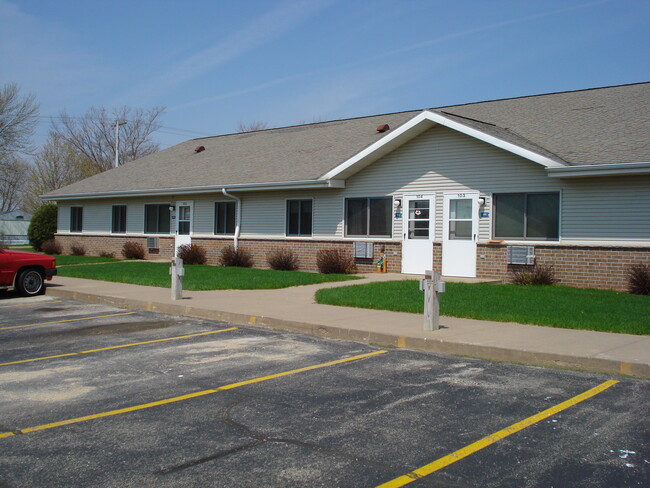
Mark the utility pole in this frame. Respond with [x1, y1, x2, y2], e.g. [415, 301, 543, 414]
[114, 120, 127, 168]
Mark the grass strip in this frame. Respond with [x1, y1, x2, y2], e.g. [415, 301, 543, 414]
[315, 280, 650, 335]
[54, 255, 121, 266]
[58, 261, 360, 290]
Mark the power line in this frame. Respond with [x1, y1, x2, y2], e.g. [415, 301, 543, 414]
[28, 114, 214, 137]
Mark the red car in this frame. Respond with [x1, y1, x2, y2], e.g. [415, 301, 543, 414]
[0, 248, 57, 296]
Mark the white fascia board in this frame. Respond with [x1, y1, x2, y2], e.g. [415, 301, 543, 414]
[320, 110, 566, 181]
[42, 179, 346, 201]
[546, 162, 650, 178]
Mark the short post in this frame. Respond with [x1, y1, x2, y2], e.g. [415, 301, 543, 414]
[170, 257, 184, 300]
[420, 270, 445, 331]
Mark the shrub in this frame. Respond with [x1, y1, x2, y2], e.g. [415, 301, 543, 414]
[219, 245, 253, 267]
[267, 248, 299, 271]
[99, 251, 115, 258]
[177, 243, 207, 265]
[70, 243, 86, 256]
[122, 241, 145, 260]
[628, 264, 650, 296]
[316, 249, 357, 274]
[41, 239, 63, 255]
[510, 264, 558, 286]
[28, 203, 58, 251]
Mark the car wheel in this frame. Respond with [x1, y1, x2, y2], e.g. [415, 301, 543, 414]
[16, 269, 45, 296]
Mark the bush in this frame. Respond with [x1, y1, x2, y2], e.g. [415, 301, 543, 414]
[267, 248, 299, 271]
[41, 239, 63, 255]
[628, 264, 650, 296]
[510, 264, 558, 286]
[70, 243, 86, 256]
[177, 243, 207, 265]
[28, 203, 58, 251]
[219, 245, 253, 267]
[99, 251, 115, 258]
[122, 241, 145, 260]
[316, 249, 357, 274]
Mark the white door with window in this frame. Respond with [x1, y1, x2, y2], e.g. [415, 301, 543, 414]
[442, 192, 479, 277]
[402, 194, 435, 274]
[175, 201, 193, 256]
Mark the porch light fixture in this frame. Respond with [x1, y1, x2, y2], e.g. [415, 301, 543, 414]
[393, 199, 402, 207]
[478, 197, 486, 205]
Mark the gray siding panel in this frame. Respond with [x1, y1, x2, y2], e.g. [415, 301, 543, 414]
[54, 125, 650, 245]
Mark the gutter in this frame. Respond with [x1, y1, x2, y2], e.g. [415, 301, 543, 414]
[546, 162, 650, 178]
[221, 188, 241, 252]
[42, 179, 346, 201]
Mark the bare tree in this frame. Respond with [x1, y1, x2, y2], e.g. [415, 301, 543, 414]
[236, 120, 269, 133]
[0, 83, 39, 157]
[23, 133, 97, 212]
[52, 105, 165, 173]
[0, 156, 30, 211]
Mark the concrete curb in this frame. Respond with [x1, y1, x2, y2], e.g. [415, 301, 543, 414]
[49, 288, 650, 379]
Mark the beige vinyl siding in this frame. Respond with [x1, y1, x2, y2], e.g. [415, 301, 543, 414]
[339, 125, 562, 241]
[561, 175, 650, 241]
[52, 125, 649, 245]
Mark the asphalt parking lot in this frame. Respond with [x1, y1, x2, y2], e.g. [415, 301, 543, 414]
[0, 294, 648, 487]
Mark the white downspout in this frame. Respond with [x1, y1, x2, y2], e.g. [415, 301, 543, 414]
[222, 188, 241, 251]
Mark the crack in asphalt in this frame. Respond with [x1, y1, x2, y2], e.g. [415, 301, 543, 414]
[150, 392, 403, 479]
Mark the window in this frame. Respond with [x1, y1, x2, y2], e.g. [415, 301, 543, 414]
[112, 205, 127, 233]
[144, 204, 171, 234]
[286, 199, 312, 236]
[70, 207, 83, 233]
[214, 201, 236, 235]
[345, 197, 392, 237]
[494, 192, 559, 240]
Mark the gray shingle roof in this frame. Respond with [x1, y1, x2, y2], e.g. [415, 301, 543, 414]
[46, 82, 649, 198]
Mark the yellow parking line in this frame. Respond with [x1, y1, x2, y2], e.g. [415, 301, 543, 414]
[0, 349, 388, 439]
[375, 379, 619, 488]
[0, 328, 238, 366]
[0, 300, 63, 309]
[0, 312, 136, 331]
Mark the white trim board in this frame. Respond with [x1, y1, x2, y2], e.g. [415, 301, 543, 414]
[320, 110, 567, 181]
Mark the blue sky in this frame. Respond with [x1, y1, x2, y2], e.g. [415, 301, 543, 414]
[1, 0, 648, 150]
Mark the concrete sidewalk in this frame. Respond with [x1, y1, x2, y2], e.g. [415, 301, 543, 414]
[47, 274, 650, 379]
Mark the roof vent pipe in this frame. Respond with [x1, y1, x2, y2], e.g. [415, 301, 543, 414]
[376, 124, 390, 133]
[195, 145, 205, 153]
[222, 188, 241, 251]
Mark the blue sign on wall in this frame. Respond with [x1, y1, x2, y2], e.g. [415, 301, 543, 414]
[480, 211, 489, 218]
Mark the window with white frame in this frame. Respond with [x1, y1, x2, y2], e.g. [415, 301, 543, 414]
[286, 199, 312, 236]
[214, 201, 236, 235]
[112, 205, 127, 234]
[70, 206, 83, 233]
[144, 204, 171, 234]
[493, 192, 559, 240]
[345, 197, 392, 237]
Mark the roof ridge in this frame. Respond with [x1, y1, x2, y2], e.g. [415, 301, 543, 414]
[434, 81, 650, 110]
[190, 108, 422, 141]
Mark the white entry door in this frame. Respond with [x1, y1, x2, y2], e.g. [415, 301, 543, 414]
[402, 194, 435, 274]
[174, 200, 193, 256]
[442, 192, 478, 277]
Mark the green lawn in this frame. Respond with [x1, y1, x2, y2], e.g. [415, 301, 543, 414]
[54, 255, 121, 266]
[58, 262, 360, 290]
[315, 281, 650, 335]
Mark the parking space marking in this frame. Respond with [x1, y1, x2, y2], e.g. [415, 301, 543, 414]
[375, 379, 619, 488]
[0, 328, 238, 366]
[0, 300, 63, 309]
[0, 349, 388, 439]
[0, 312, 136, 331]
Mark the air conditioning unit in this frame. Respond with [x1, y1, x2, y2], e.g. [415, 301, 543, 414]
[146, 237, 159, 249]
[353, 242, 374, 259]
[507, 246, 535, 265]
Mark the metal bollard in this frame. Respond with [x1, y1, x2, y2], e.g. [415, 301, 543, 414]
[170, 257, 184, 300]
[420, 270, 445, 331]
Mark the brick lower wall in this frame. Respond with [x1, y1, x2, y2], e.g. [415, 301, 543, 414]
[476, 244, 650, 291]
[55, 234, 649, 291]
